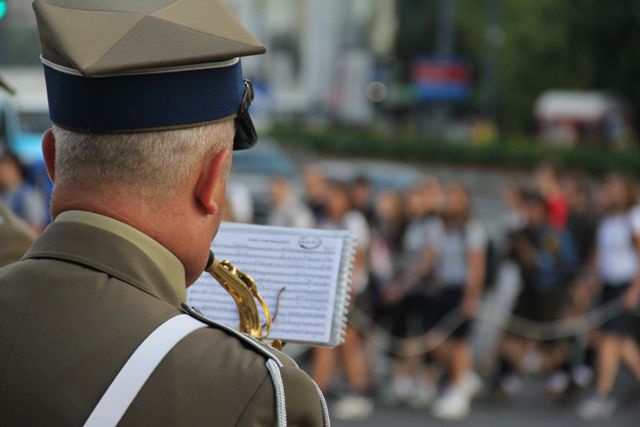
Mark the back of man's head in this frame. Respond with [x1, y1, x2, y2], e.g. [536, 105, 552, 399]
[52, 121, 234, 202]
[35, 0, 264, 283]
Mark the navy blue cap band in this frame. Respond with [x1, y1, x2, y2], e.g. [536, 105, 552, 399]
[43, 61, 245, 133]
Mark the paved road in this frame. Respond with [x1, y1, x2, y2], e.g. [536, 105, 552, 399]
[331, 380, 638, 427]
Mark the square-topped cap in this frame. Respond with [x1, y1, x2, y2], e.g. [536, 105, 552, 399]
[33, 0, 266, 146]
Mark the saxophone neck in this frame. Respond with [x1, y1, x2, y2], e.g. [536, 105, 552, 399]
[205, 252, 273, 340]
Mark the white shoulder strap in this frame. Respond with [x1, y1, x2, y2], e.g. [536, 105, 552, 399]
[83, 315, 208, 427]
[185, 306, 287, 426]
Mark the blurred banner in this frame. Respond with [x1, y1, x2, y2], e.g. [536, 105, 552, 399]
[412, 56, 471, 102]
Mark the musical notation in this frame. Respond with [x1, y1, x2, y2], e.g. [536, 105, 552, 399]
[188, 223, 351, 345]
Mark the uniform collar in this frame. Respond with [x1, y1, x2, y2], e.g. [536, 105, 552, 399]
[56, 210, 186, 303]
[24, 210, 186, 306]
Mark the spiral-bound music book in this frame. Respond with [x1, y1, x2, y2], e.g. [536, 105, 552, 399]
[188, 222, 356, 347]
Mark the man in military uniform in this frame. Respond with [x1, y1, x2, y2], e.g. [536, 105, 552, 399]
[0, 1, 328, 426]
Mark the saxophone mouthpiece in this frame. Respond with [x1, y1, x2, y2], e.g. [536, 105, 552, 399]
[206, 251, 215, 270]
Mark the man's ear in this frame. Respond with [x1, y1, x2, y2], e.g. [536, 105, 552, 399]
[42, 128, 56, 182]
[195, 148, 232, 215]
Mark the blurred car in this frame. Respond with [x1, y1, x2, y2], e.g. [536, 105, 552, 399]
[230, 139, 299, 224]
[315, 158, 426, 193]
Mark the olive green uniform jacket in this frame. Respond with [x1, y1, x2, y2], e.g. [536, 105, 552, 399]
[0, 211, 327, 426]
[0, 202, 35, 268]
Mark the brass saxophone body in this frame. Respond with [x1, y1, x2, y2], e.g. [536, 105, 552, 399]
[205, 252, 273, 341]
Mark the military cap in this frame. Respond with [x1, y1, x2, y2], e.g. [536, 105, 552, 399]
[33, 0, 266, 149]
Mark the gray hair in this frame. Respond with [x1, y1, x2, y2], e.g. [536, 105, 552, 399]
[52, 121, 235, 200]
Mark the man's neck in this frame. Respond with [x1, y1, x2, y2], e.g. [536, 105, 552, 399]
[51, 189, 216, 285]
[53, 192, 183, 274]
[54, 198, 158, 238]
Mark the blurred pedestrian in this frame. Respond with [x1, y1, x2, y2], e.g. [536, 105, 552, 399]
[428, 183, 487, 421]
[221, 198, 236, 222]
[0, 202, 35, 268]
[351, 175, 375, 225]
[535, 163, 569, 230]
[370, 189, 405, 281]
[369, 189, 405, 322]
[579, 175, 640, 419]
[564, 174, 596, 265]
[501, 191, 578, 396]
[312, 181, 373, 421]
[383, 183, 442, 408]
[267, 176, 314, 228]
[366, 189, 405, 394]
[509, 191, 578, 326]
[303, 164, 329, 223]
[0, 150, 46, 231]
[419, 176, 445, 215]
[561, 174, 599, 391]
[501, 183, 526, 234]
[226, 181, 254, 223]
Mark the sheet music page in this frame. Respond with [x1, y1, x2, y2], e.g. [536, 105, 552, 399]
[188, 223, 345, 345]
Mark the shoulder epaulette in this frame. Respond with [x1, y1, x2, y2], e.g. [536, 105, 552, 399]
[181, 303, 283, 367]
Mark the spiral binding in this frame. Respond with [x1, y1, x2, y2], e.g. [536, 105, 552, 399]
[330, 231, 357, 347]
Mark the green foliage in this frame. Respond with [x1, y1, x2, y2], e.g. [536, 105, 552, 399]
[269, 125, 640, 176]
[396, 0, 640, 135]
[494, 0, 588, 132]
[570, 0, 640, 119]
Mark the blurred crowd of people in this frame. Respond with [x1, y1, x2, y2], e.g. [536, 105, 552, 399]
[0, 149, 47, 233]
[499, 166, 640, 421]
[0, 149, 42, 268]
[220, 162, 640, 422]
[3, 147, 640, 422]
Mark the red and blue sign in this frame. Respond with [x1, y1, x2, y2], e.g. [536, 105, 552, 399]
[412, 57, 471, 102]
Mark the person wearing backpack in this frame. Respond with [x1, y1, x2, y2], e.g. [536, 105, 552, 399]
[499, 191, 578, 398]
[382, 181, 444, 408]
[427, 183, 487, 421]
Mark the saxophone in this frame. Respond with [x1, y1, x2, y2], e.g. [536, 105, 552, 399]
[205, 252, 281, 345]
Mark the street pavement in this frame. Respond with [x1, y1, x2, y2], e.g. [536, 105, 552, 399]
[332, 379, 638, 427]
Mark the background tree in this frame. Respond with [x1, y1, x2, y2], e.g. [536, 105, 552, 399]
[395, 0, 640, 137]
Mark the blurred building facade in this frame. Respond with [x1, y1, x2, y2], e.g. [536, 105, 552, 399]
[1, 0, 398, 125]
[231, 0, 397, 124]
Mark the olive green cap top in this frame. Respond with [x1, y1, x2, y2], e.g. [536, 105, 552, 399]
[33, 0, 266, 77]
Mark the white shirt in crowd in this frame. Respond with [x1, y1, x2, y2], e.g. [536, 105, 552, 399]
[402, 216, 441, 267]
[597, 205, 640, 285]
[430, 217, 488, 288]
[267, 195, 315, 229]
[226, 181, 254, 223]
[320, 211, 370, 294]
[400, 216, 442, 294]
